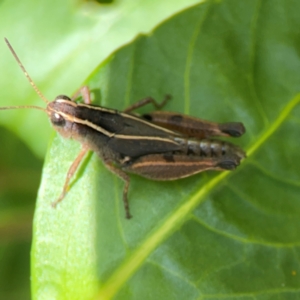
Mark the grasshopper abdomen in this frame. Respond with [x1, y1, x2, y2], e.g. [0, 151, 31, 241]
[174, 137, 245, 159]
[123, 135, 245, 181]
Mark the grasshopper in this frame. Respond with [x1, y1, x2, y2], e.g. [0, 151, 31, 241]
[1, 39, 246, 219]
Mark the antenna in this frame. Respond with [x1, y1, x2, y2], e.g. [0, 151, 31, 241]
[0, 105, 47, 113]
[4, 38, 49, 105]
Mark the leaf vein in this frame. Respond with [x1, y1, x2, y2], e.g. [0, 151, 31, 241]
[184, 3, 210, 114]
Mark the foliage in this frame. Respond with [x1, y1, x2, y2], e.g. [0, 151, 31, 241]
[1, 0, 300, 299]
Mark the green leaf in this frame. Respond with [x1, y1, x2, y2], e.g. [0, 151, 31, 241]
[32, 1, 300, 299]
[0, 0, 203, 157]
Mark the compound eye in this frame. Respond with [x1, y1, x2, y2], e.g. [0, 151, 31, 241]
[55, 95, 71, 101]
[51, 112, 66, 127]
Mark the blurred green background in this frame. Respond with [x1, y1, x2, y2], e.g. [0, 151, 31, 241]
[0, 127, 41, 299]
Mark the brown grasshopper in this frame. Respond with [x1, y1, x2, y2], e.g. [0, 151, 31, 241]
[1, 39, 246, 219]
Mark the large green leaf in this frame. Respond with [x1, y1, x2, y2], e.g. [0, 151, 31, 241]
[32, 1, 300, 299]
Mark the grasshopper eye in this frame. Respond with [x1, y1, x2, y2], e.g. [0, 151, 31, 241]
[51, 112, 66, 127]
[55, 95, 71, 101]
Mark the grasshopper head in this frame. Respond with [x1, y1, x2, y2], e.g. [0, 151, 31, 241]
[47, 95, 77, 139]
